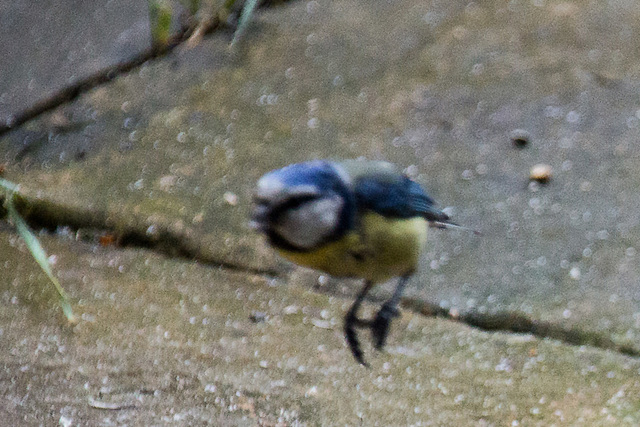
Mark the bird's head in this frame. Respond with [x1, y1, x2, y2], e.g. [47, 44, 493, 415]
[251, 161, 353, 251]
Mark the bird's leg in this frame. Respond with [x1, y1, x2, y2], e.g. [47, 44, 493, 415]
[344, 280, 374, 366]
[371, 275, 409, 350]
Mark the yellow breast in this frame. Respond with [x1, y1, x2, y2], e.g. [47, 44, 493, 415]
[276, 212, 428, 283]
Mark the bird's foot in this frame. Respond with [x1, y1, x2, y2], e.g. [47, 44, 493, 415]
[371, 302, 400, 350]
[345, 302, 401, 365]
[344, 307, 372, 367]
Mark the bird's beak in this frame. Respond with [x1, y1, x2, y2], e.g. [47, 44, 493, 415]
[249, 204, 270, 232]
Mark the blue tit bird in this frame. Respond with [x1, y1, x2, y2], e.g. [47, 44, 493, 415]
[251, 159, 475, 366]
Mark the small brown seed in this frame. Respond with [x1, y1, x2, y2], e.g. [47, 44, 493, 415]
[510, 129, 530, 148]
[530, 164, 552, 183]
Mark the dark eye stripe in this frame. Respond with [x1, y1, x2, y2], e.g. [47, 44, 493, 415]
[270, 194, 319, 221]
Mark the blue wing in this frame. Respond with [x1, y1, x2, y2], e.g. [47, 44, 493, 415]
[354, 174, 449, 222]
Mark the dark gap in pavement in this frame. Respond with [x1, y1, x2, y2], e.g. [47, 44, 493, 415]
[3, 193, 638, 359]
[0, 194, 280, 278]
[0, 0, 291, 137]
[401, 297, 640, 358]
[0, 21, 201, 137]
[116, 227, 279, 277]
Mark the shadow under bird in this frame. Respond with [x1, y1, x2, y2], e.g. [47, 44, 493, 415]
[251, 159, 477, 366]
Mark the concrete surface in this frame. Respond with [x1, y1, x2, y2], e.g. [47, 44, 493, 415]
[2, 0, 640, 424]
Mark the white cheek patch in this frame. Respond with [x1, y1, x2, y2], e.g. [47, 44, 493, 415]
[255, 175, 284, 200]
[274, 196, 343, 249]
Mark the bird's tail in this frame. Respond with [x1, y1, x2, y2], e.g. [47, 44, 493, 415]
[424, 208, 481, 235]
[429, 220, 481, 235]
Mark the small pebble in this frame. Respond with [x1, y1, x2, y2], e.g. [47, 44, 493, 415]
[311, 318, 332, 329]
[510, 129, 530, 148]
[249, 311, 267, 323]
[223, 191, 238, 206]
[283, 305, 299, 314]
[529, 164, 552, 183]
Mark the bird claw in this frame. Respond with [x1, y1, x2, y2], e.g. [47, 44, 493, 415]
[371, 302, 400, 350]
[344, 309, 371, 367]
[343, 278, 406, 366]
[344, 302, 401, 365]
[345, 318, 369, 367]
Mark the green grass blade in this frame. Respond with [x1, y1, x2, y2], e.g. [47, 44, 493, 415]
[0, 177, 20, 193]
[148, 0, 173, 48]
[231, 0, 259, 47]
[4, 190, 76, 323]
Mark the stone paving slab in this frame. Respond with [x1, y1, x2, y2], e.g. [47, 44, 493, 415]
[2, 230, 640, 425]
[3, 0, 640, 350]
[2, 0, 640, 424]
[0, 0, 149, 118]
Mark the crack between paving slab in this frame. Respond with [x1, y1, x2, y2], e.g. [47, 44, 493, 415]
[3, 194, 638, 359]
[0, 194, 280, 278]
[0, 9, 223, 136]
[0, 22, 200, 136]
[115, 226, 280, 278]
[310, 285, 640, 359]
[1, 1, 291, 137]
[400, 297, 640, 358]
